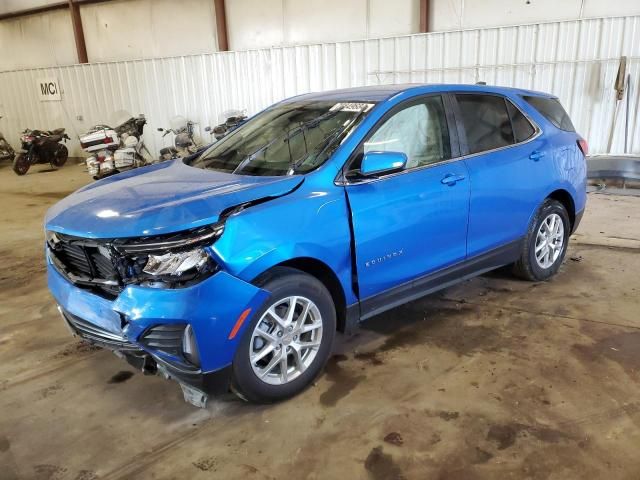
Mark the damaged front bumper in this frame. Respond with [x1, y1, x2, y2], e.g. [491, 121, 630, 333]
[48, 259, 269, 407]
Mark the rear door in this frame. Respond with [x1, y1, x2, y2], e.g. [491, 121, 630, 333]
[452, 93, 548, 257]
[343, 94, 470, 301]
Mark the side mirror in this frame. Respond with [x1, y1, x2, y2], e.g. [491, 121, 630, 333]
[204, 126, 211, 132]
[360, 151, 407, 177]
[157, 127, 164, 132]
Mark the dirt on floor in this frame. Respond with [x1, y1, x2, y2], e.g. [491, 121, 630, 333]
[0, 162, 639, 480]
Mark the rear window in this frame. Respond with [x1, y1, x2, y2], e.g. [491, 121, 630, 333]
[523, 96, 575, 132]
[455, 94, 514, 154]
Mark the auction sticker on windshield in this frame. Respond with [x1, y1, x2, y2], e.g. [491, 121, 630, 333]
[330, 102, 374, 112]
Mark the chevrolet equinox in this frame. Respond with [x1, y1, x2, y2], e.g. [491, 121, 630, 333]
[45, 84, 587, 406]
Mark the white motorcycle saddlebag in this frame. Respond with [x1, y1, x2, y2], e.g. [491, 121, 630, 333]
[86, 156, 99, 176]
[86, 154, 115, 176]
[114, 148, 136, 168]
[80, 128, 119, 152]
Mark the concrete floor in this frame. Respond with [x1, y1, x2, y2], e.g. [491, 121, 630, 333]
[1, 162, 639, 480]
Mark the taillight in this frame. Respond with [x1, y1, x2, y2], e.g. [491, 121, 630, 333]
[103, 137, 113, 144]
[577, 138, 588, 156]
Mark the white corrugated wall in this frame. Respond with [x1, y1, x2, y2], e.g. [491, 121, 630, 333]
[0, 15, 638, 157]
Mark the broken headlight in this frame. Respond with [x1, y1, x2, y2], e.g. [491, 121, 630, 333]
[114, 224, 223, 287]
[143, 248, 209, 277]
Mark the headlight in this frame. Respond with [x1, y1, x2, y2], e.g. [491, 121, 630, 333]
[114, 224, 224, 287]
[143, 248, 209, 277]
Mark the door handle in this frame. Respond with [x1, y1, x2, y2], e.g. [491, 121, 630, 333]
[441, 173, 465, 186]
[529, 150, 546, 161]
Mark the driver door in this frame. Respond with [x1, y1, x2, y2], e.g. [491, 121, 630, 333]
[343, 94, 470, 312]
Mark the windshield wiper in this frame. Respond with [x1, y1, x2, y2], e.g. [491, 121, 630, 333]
[290, 107, 370, 173]
[232, 108, 360, 176]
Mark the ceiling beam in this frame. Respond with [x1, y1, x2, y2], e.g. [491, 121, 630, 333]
[213, 0, 229, 51]
[68, 0, 88, 63]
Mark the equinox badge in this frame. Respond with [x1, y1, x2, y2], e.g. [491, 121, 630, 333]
[365, 249, 404, 267]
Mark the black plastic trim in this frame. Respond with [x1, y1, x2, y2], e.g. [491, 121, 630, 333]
[572, 208, 584, 234]
[156, 356, 232, 396]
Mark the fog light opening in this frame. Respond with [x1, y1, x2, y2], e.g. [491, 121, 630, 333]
[182, 324, 201, 368]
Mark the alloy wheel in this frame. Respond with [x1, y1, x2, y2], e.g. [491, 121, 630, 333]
[535, 213, 565, 269]
[249, 296, 323, 386]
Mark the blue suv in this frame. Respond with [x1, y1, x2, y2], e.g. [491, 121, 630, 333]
[46, 84, 587, 405]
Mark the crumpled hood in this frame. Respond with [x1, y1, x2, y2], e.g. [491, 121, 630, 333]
[45, 160, 303, 238]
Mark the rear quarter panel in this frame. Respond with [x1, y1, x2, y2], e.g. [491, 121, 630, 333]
[511, 94, 587, 221]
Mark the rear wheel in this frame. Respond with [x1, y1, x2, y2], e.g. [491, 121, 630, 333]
[50, 144, 68, 168]
[512, 199, 570, 281]
[231, 267, 336, 403]
[12, 153, 30, 175]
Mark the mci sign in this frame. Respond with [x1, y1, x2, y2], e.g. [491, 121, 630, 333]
[37, 78, 61, 101]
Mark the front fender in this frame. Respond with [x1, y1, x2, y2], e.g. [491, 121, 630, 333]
[211, 182, 357, 305]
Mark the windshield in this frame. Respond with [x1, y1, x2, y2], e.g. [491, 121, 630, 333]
[186, 100, 374, 176]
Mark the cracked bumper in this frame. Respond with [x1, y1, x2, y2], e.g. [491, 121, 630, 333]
[47, 260, 269, 395]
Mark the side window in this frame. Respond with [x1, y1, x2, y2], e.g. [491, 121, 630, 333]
[455, 94, 514, 154]
[363, 95, 451, 170]
[506, 101, 536, 142]
[523, 95, 575, 132]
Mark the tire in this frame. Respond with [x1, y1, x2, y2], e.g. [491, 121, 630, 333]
[231, 267, 336, 403]
[50, 144, 68, 168]
[12, 153, 30, 175]
[512, 199, 570, 281]
[0, 140, 14, 161]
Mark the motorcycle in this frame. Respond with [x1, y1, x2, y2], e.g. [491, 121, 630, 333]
[80, 111, 150, 179]
[12, 128, 70, 175]
[204, 110, 248, 141]
[0, 116, 16, 162]
[157, 116, 201, 161]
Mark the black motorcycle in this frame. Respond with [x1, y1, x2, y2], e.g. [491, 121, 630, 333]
[13, 128, 70, 175]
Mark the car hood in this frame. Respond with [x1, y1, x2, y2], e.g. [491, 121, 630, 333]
[45, 160, 303, 238]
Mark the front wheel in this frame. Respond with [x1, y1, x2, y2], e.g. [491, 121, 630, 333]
[50, 144, 68, 168]
[12, 153, 30, 175]
[512, 199, 570, 281]
[231, 267, 336, 403]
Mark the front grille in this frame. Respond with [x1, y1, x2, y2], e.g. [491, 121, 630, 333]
[56, 243, 93, 277]
[48, 232, 122, 298]
[59, 307, 140, 351]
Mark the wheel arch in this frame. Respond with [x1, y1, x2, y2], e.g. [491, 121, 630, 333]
[250, 257, 349, 333]
[546, 188, 576, 231]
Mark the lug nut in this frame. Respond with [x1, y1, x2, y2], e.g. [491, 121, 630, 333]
[277, 331, 283, 337]
[288, 326, 293, 332]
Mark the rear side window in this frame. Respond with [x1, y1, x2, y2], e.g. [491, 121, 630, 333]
[523, 96, 575, 132]
[506, 101, 536, 142]
[455, 94, 514, 154]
